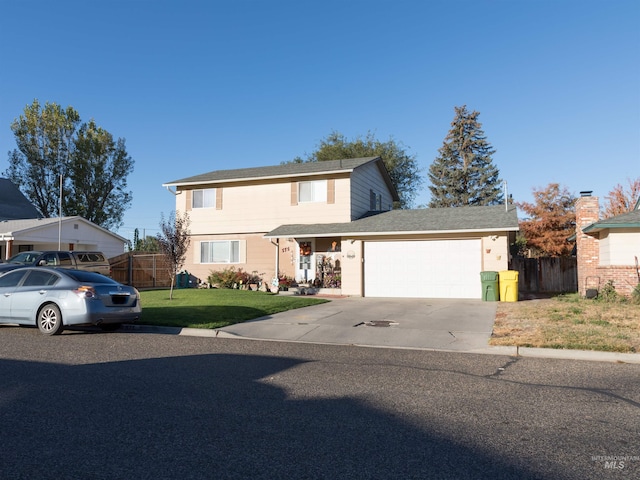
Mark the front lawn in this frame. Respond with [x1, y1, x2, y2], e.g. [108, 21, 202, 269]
[491, 293, 640, 353]
[138, 289, 329, 329]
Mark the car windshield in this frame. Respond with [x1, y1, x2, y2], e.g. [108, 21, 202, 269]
[8, 252, 42, 264]
[61, 269, 119, 284]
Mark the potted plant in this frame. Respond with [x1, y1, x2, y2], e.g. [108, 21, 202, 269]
[248, 271, 263, 291]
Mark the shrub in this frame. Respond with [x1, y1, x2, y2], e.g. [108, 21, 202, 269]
[247, 271, 264, 285]
[632, 283, 640, 305]
[207, 267, 249, 289]
[596, 281, 619, 303]
[278, 275, 296, 290]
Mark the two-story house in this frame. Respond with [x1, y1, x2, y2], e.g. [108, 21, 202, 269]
[163, 157, 519, 299]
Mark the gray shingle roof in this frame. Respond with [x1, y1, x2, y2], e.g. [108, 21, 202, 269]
[0, 179, 42, 220]
[0, 216, 127, 242]
[265, 205, 519, 237]
[164, 157, 382, 186]
[582, 208, 640, 233]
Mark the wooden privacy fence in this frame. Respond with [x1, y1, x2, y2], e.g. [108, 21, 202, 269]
[511, 256, 577, 294]
[109, 253, 172, 289]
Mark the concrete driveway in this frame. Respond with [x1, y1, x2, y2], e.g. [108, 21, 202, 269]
[217, 297, 497, 352]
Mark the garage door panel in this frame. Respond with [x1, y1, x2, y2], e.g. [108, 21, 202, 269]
[364, 240, 481, 299]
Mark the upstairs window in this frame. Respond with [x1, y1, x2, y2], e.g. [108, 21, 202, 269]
[298, 180, 327, 203]
[192, 188, 216, 209]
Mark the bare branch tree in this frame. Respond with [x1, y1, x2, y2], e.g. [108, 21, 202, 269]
[157, 211, 191, 300]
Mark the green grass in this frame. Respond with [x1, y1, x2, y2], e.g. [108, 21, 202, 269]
[138, 288, 329, 329]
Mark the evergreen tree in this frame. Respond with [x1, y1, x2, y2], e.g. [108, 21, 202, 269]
[428, 106, 503, 207]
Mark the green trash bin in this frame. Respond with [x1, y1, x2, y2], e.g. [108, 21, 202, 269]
[480, 271, 500, 301]
[176, 271, 188, 289]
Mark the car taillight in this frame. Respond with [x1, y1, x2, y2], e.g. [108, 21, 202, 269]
[74, 286, 97, 298]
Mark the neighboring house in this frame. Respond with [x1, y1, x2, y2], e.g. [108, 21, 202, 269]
[0, 217, 128, 260]
[163, 156, 519, 299]
[0, 178, 42, 221]
[575, 192, 640, 297]
[0, 178, 128, 260]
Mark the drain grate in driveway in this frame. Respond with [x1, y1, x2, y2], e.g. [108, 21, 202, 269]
[354, 320, 399, 327]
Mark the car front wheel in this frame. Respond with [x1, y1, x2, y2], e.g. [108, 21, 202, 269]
[37, 304, 64, 335]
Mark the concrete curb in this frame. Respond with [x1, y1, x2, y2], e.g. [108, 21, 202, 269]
[119, 323, 640, 364]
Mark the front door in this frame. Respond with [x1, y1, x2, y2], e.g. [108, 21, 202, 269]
[296, 239, 315, 283]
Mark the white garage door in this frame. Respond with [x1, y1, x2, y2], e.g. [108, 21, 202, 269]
[364, 239, 482, 299]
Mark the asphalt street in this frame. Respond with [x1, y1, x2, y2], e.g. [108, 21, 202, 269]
[0, 326, 638, 480]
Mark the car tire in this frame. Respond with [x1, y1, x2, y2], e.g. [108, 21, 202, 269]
[37, 304, 64, 336]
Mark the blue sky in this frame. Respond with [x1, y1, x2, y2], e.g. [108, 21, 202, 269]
[1, 0, 638, 243]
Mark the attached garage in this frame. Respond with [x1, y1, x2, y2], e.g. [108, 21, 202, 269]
[364, 239, 482, 299]
[265, 205, 519, 299]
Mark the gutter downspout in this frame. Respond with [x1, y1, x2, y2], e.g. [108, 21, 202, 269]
[270, 238, 280, 287]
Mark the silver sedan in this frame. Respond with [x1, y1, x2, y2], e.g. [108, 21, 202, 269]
[0, 267, 141, 335]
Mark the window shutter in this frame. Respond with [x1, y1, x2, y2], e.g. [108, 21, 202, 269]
[327, 179, 335, 204]
[185, 190, 192, 211]
[291, 182, 298, 205]
[216, 188, 223, 210]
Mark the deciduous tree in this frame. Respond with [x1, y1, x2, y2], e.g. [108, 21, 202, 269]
[5, 100, 79, 217]
[65, 120, 133, 230]
[601, 177, 640, 218]
[157, 211, 191, 299]
[428, 105, 503, 207]
[517, 183, 576, 257]
[292, 131, 422, 209]
[4, 100, 134, 229]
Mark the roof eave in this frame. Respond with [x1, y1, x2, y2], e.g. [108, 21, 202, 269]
[582, 222, 640, 234]
[163, 167, 362, 188]
[265, 226, 519, 239]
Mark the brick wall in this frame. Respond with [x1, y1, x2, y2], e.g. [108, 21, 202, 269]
[575, 194, 639, 297]
[575, 195, 599, 296]
[593, 265, 639, 296]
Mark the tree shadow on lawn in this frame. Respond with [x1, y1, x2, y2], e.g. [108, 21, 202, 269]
[0, 352, 548, 480]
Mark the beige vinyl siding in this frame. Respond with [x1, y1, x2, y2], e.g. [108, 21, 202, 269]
[186, 177, 352, 235]
[186, 233, 281, 282]
[350, 161, 393, 219]
[481, 234, 511, 272]
[340, 240, 363, 296]
[600, 229, 640, 266]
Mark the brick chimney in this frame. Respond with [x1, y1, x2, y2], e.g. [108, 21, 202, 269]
[575, 191, 599, 296]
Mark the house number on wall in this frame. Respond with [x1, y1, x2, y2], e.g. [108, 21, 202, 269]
[347, 250, 355, 259]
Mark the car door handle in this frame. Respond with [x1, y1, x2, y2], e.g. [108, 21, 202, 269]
[3, 293, 10, 297]
[39, 290, 47, 295]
